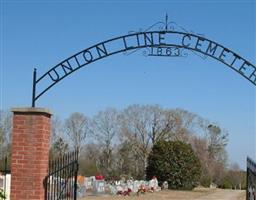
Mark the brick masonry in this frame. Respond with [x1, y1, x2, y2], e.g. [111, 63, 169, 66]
[10, 108, 52, 200]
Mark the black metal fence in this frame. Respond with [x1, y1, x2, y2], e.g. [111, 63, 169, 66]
[246, 157, 256, 200]
[44, 150, 79, 200]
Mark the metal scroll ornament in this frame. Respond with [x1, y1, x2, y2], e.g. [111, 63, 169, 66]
[125, 14, 203, 58]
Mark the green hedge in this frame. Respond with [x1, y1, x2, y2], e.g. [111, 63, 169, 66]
[146, 140, 201, 190]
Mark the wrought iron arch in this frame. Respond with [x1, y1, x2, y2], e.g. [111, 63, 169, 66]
[32, 30, 256, 107]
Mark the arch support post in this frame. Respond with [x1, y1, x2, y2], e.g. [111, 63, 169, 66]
[10, 107, 52, 200]
[32, 68, 37, 107]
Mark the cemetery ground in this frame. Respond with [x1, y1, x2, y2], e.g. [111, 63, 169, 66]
[80, 188, 246, 200]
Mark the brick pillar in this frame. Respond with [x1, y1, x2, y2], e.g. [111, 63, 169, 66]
[11, 108, 52, 200]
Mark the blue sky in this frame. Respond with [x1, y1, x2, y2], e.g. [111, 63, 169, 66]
[0, 0, 255, 169]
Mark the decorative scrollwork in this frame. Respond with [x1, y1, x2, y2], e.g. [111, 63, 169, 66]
[128, 28, 144, 34]
[126, 14, 207, 59]
[122, 48, 140, 56]
[142, 47, 151, 57]
[179, 48, 189, 58]
[191, 50, 208, 59]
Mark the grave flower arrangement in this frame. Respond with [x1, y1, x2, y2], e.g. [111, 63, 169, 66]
[0, 189, 6, 200]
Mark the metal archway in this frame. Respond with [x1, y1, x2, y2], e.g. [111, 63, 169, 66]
[32, 30, 256, 107]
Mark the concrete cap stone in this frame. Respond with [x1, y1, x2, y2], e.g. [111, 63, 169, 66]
[12, 107, 52, 116]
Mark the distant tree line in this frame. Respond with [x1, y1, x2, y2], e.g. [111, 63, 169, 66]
[0, 105, 246, 189]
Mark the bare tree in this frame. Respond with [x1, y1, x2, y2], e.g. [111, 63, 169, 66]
[207, 124, 228, 161]
[51, 137, 69, 158]
[0, 110, 12, 169]
[0, 110, 12, 146]
[193, 121, 229, 186]
[64, 112, 89, 152]
[229, 162, 243, 189]
[114, 140, 145, 179]
[50, 116, 63, 146]
[147, 106, 179, 144]
[78, 143, 101, 176]
[172, 109, 198, 142]
[190, 136, 212, 186]
[120, 105, 152, 175]
[90, 108, 120, 178]
[119, 105, 201, 177]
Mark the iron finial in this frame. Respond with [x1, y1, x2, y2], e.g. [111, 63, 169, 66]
[165, 13, 168, 31]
